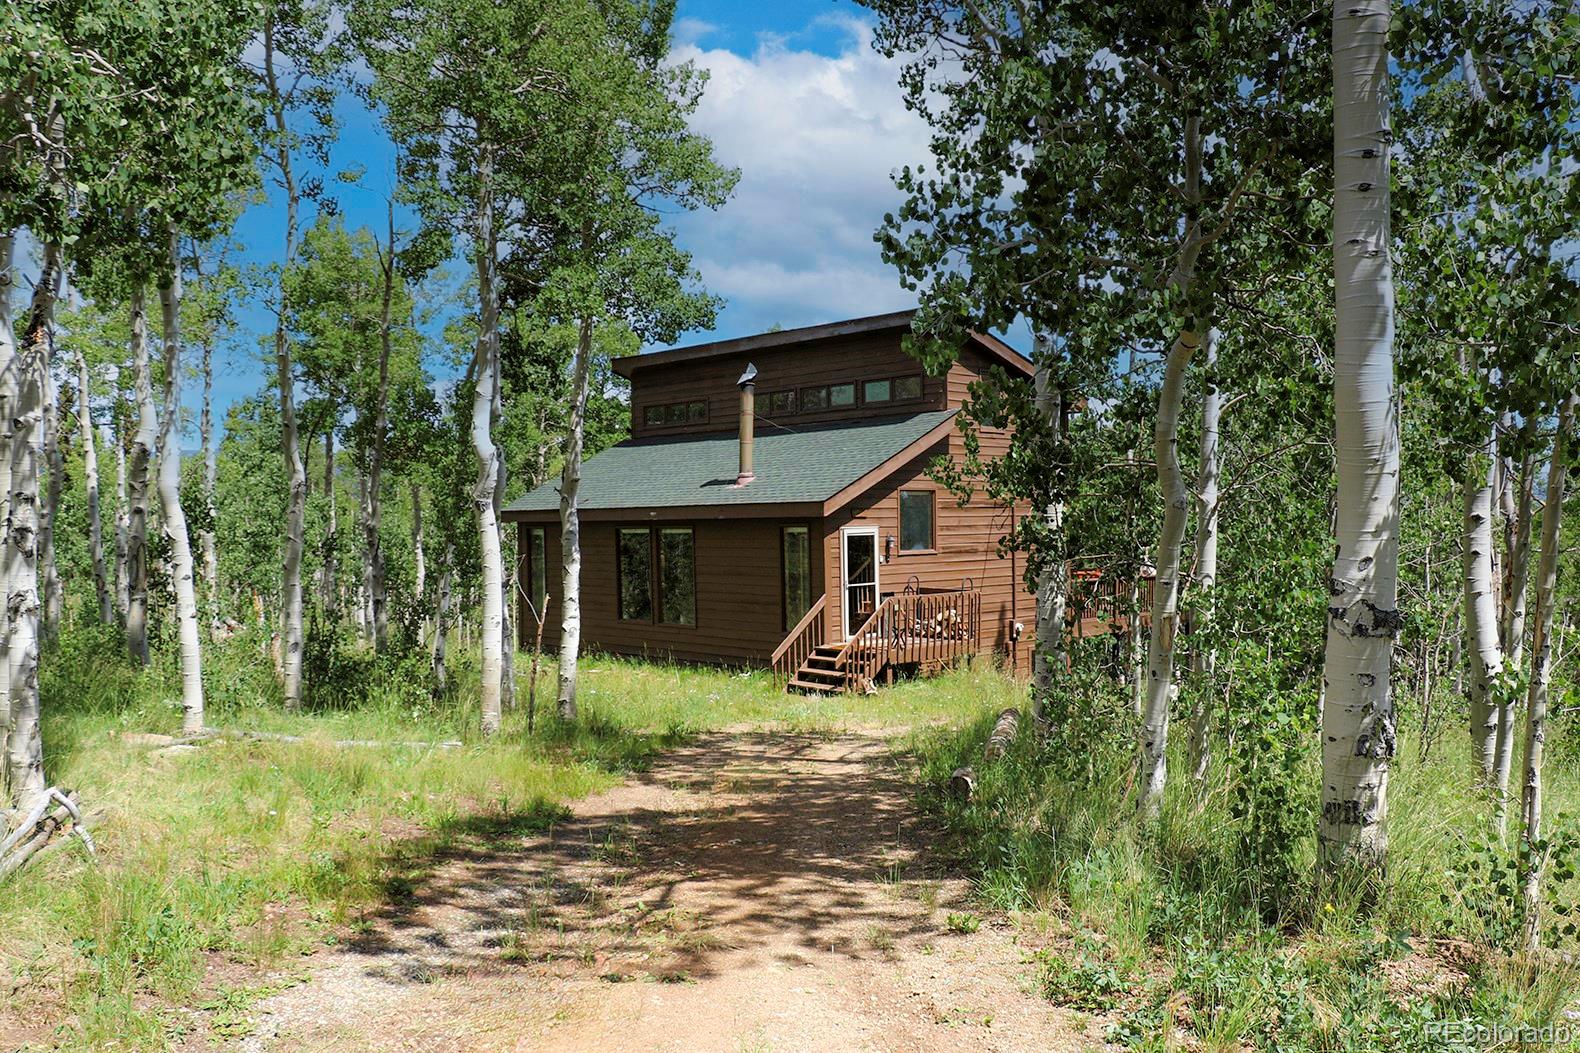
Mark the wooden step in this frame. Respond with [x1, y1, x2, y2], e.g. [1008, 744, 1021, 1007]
[795, 666, 845, 683]
[787, 677, 843, 694]
[803, 655, 840, 669]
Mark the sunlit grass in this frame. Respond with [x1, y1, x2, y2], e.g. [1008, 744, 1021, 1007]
[0, 624, 1009, 1050]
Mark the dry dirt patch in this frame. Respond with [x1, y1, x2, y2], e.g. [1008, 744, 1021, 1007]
[233, 730, 1097, 1053]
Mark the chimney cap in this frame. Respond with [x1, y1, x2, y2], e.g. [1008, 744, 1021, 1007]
[737, 362, 758, 389]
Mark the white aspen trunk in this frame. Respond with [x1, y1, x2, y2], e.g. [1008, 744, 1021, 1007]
[411, 483, 425, 602]
[1500, 446, 1536, 665]
[158, 232, 205, 736]
[1463, 435, 1502, 787]
[471, 144, 504, 735]
[114, 420, 129, 619]
[1029, 336, 1066, 721]
[1188, 329, 1222, 786]
[4, 244, 58, 809]
[200, 335, 218, 617]
[497, 455, 516, 707]
[355, 470, 371, 642]
[556, 314, 594, 722]
[40, 366, 61, 641]
[0, 233, 16, 736]
[1319, 0, 1400, 872]
[321, 430, 337, 618]
[1521, 393, 1575, 951]
[126, 286, 156, 665]
[431, 541, 454, 694]
[1137, 330, 1200, 818]
[76, 351, 112, 624]
[265, 17, 307, 709]
[368, 204, 393, 653]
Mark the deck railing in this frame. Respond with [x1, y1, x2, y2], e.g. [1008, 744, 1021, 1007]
[1068, 566, 1154, 638]
[771, 594, 827, 681]
[836, 587, 982, 690]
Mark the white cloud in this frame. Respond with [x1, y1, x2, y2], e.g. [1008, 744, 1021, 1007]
[666, 17, 929, 337]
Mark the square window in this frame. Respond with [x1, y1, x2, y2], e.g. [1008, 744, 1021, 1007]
[765, 390, 797, 415]
[800, 386, 829, 411]
[644, 405, 667, 427]
[830, 383, 855, 407]
[900, 491, 934, 551]
[687, 400, 708, 423]
[864, 379, 892, 403]
[894, 375, 923, 400]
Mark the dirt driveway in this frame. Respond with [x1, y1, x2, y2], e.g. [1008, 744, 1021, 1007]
[235, 730, 1096, 1053]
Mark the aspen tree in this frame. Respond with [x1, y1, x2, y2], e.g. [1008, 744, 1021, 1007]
[1318, 0, 1400, 872]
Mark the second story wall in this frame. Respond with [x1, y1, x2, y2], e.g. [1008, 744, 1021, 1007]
[624, 325, 946, 439]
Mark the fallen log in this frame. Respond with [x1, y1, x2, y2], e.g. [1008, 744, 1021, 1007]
[121, 728, 464, 751]
[982, 708, 1021, 762]
[948, 767, 976, 800]
[204, 728, 464, 751]
[948, 708, 1025, 802]
[0, 788, 96, 879]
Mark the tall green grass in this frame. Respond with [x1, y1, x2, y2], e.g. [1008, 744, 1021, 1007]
[902, 685, 1580, 1051]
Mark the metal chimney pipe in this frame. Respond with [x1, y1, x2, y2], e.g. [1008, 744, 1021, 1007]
[735, 362, 757, 487]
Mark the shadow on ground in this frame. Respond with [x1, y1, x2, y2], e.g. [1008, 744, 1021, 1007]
[344, 730, 953, 986]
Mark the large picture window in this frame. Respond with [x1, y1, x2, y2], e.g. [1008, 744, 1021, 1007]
[617, 529, 653, 621]
[900, 490, 935, 552]
[782, 525, 812, 630]
[618, 526, 695, 626]
[658, 528, 696, 626]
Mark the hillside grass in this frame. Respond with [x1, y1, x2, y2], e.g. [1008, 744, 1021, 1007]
[901, 678, 1580, 1051]
[8, 622, 1578, 1051]
[0, 624, 999, 1051]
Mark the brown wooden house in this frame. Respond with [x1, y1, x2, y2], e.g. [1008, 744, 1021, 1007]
[502, 311, 1036, 691]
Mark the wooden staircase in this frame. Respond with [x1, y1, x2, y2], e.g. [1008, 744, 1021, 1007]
[786, 644, 853, 695]
[772, 587, 982, 694]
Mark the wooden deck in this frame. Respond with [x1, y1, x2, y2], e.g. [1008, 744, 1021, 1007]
[775, 587, 981, 693]
[771, 564, 1152, 692]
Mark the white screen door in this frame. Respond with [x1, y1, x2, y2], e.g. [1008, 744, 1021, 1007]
[841, 527, 879, 639]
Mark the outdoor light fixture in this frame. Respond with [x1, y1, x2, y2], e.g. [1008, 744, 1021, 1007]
[885, 535, 895, 561]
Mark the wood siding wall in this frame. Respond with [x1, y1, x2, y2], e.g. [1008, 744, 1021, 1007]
[822, 425, 1035, 673]
[516, 517, 823, 666]
[512, 330, 1036, 674]
[629, 331, 947, 440]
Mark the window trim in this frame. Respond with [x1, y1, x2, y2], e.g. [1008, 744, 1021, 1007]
[898, 489, 937, 554]
[763, 389, 797, 416]
[643, 399, 709, 428]
[862, 378, 893, 405]
[614, 525, 698, 628]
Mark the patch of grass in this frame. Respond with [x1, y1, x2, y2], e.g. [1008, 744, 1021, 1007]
[5, 626, 1008, 1050]
[946, 911, 983, 934]
[901, 676, 1580, 1052]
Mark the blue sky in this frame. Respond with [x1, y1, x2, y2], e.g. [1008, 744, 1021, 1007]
[210, 0, 1016, 440]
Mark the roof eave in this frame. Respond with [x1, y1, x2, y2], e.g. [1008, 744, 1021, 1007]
[502, 500, 825, 523]
[611, 310, 918, 378]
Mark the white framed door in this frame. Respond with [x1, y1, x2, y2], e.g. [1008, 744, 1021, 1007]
[841, 526, 879, 640]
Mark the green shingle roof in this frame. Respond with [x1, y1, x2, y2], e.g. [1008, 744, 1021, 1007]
[505, 410, 958, 513]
